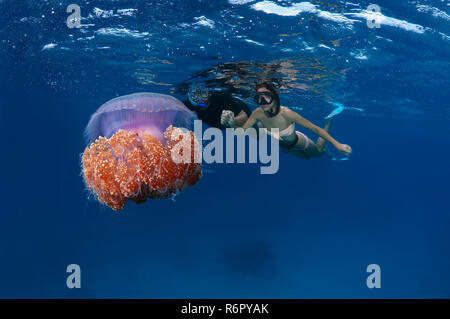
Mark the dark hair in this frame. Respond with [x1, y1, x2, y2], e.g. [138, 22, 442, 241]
[255, 81, 280, 117]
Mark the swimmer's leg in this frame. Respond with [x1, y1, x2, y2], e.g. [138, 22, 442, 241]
[316, 121, 331, 153]
[288, 121, 331, 159]
[284, 133, 312, 159]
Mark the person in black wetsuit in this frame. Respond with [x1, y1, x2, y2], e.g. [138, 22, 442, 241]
[183, 83, 252, 130]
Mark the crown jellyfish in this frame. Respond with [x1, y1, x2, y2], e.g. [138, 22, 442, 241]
[81, 93, 202, 211]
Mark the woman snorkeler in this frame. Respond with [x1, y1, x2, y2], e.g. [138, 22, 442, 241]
[221, 81, 352, 160]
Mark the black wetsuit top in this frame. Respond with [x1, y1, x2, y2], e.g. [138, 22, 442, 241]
[184, 91, 252, 129]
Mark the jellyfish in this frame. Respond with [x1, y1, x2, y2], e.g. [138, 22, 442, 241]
[81, 93, 202, 211]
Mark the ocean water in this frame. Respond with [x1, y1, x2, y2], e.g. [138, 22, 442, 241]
[0, 0, 449, 298]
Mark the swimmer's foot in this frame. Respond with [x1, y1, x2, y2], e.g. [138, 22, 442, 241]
[324, 144, 350, 161]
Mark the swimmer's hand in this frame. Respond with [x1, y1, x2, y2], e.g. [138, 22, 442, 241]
[337, 143, 352, 156]
[221, 110, 235, 127]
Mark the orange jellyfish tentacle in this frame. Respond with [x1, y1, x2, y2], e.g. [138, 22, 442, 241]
[82, 127, 202, 210]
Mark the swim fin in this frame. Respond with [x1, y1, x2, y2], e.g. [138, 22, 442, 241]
[324, 146, 349, 161]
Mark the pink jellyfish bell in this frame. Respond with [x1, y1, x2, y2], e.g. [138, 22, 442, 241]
[81, 93, 202, 211]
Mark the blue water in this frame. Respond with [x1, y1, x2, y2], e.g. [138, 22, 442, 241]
[1, 0, 449, 298]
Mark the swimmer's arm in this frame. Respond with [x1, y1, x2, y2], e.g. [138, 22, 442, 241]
[287, 109, 340, 149]
[234, 108, 262, 130]
[234, 110, 249, 127]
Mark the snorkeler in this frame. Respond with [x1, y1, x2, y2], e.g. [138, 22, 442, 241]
[184, 83, 252, 130]
[221, 81, 352, 160]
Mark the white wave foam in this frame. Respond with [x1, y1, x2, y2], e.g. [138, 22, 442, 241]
[249, 1, 425, 34]
[439, 32, 450, 41]
[317, 10, 355, 24]
[251, 1, 316, 17]
[416, 5, 450, 21]
[193, 16, 215, 29]
[318, 44, 334, 50]
[89, 7, 137, 19]
[351, 50, 369, 60]
[95, 28, 149, 38]
[229, 0, 254, 4]
[80, 23, 95, 29]
[244, 38, 264, 46]
[250, 1, 354, 25]
[317, 10, 354, 24]
[92, 8, 114, 18]
[117, 9, 137, 17]
[42, 43, 57, 51]
[302, 42, 315, 51]
[346, 10, 425, 34]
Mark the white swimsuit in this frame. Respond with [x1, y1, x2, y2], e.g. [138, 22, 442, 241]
[264, 123, 309, 150]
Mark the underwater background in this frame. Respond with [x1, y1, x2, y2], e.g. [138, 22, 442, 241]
[0, 0, 449, 298]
